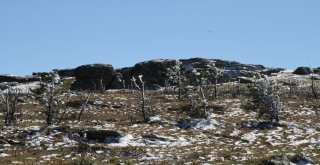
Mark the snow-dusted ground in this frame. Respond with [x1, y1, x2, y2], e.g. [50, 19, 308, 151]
[0, 73, 319, 164]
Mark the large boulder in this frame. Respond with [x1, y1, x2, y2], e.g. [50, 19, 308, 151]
[179, 58, 265, 83]
[119, 59, 178, 89]
[293, 67, 312, 75]
[71, 64, 118, 90]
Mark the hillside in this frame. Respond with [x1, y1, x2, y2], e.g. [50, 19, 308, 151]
[0, 58, 319, 164]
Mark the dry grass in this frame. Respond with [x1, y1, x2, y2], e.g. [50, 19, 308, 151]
[0, 81, 320, 164]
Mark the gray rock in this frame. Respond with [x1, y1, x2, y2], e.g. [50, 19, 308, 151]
[54, 58, 270, 90]
[293, 67, 312, 75]
[142, 134, 169, 142]
[291, 153, 314, 165]
[71, 64, 116, 90]
[260, 68, 285, 76]
[119, 59, 178, 89]
[53, 68, 75, 77]
[263, 155, 290, 165]
[180, 58, 265, 83]
[109, 72, 123, 89]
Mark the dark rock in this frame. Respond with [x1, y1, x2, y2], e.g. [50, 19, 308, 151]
[142, 134, 169, 142]
[32, 72, 50, 78]
[180, 58, 213, 71]
[238, 77, 254, 84]
[71, 64, 116, 90]
[260, 68, 285, 76]
[238, 120, 277, 129]
[179, 58, 265, 84]
[109, 72, 123, 89]
[119, 59, 177, 89]
[313, 67, 320, 74]
[85, 130, 123, 143]
[293, 67, 312, 75]
[176, 119, 196, 129]
[0, 136, 9, 144]
[291, 153, 314, 165]
[176, 119, 205, 129]
[112, 104, 122, 109]
[0, 75, 40, 83]
[211, 105, 225, 114]
[53, 68, 75, 77]
[59, 58, 270, 90]
[262, 155, 290, 165]
[0, 82, 11, 90]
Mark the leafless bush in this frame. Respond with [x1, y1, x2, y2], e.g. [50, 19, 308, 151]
[0, 87, 22, 126]
[131, 75, 151, 122]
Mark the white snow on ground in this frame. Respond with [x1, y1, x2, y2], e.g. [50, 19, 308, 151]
[241, 132, 257, 142]
[108, 134, 142, 147]
[2, 82, 40, 94]
[193, 118, 218, 130]
[290, 140, 310, 146]
[0, 153, 10, 157]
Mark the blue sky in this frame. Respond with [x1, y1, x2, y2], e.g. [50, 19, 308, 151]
[0, 0, 319, 75]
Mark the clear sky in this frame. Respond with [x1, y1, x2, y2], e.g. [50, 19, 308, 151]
[1, 0, 319, 75]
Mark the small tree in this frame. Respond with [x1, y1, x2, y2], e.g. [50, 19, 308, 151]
[0, 87, 21, 127]
[185, 69, 209, 118]
[207, 62, 223, 99]
[166, 60, 183, 100]
[310, 67, 318, 99]
[244, 77, 281, 123]
[131, 75, 150, 122]
[34, 71, 64, 126]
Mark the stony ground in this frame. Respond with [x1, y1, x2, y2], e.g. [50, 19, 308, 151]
[0, 72, 320, 165]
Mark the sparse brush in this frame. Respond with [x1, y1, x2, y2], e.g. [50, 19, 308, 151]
[0, 87, 22, 127]
[242, 76, 281, 123]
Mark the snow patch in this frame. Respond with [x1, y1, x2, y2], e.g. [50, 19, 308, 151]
[241, 132, 257, 142]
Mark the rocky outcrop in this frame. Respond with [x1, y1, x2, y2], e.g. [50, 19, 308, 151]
[0, 75, 40, 83]
[64, 58, 282, 90]
[71, 64, 119, 90]
[293, 67, 312, 75]
[119, 59, 178, 89]
[54, 68, 75, 77]
[117, 58, 268, 89]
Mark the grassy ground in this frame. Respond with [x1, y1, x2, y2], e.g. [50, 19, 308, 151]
[0, 80, 320, 164]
